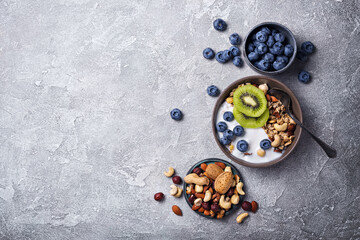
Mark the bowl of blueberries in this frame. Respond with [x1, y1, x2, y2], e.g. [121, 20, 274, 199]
[244, 22, 297, 74]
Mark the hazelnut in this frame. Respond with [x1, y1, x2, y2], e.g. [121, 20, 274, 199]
[226, 187, 235, 197]
[154, 192, 164, 201]
[241, 201, 252, 211]
[172, 176, 182, 184]
[192, 167, 202, 176]
[188, 194, 196, 205]
[211, 203, 221, 213]
[202, 202, 211, 211]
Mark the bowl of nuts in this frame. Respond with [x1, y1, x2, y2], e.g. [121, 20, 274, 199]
[183, 158, 245, 219]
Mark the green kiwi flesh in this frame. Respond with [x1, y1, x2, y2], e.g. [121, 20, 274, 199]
[233, 85, 267, 117]
[233, 107, 269, 128]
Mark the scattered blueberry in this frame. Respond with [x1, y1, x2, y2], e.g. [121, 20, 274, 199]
[216, 121, 227, 132]
[207, 85, 220, 97]
[276, 55, 289, 64]
[237, 140, 249, 152]
[223, 50, 233, 61]
[220, 136, 231, 145]
[223, 129, 234, 140]
[233, 125, 244, 136]
[256, 43, 268, 55]
[274, 32, 285, 43]
[263, 53, 275, 63]
[170, 108, 183, 121]
[260, 27, 271, 35]
[266, 35, 275, 47]
[255, 31, 268, 42]
[233, 56, 243, 67]
[213, 18, 227, 31]
[256, 59, 270, 71]
[298, 71, 311, 83]
[229, 46, 241, 56]
[247, 43, 255, 52]
[301, 41, 315, 55]
[215, 51, 226, 63]
[229, 33, 241, 45]
[273, 59, 287, 71]
[271, 42, 284, 55]
[284, 44, 294, 57]
[260, 139, 271, 150]
[248, 52, 259, 62]
[223, 111, 234, 122]
[203, 48, 215, 59]
[296, 50, 308, 61]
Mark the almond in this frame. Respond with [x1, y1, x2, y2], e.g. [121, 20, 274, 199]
[195, 193, 205, 199]
[172, 205, 182, 216]
[288, 124, 296, 131]
[271, 96, 278, 102]
[251, 201, 258, 213]
[266, 94, 271, 102]
[214, 162, 226, 169]
[192, 205, 200, 211]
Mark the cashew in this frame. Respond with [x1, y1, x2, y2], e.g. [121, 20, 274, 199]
[203, 190, 212, 202]
[170, 185, 178, 196]
[164, 167, 175, 177]
[195, 184, 203, 193]
[271, 134, 281, 147]
[184, 173, 209, 186]
[236, 182, 245, 196]
[219, 195, 232, 210]
[194, 198, 202, 207]
[289, 117, 296, 124]
[236, 212, 249, 223]
[274, 123, 288, 132]
[186, 184, 193, 194]
[257, 149, 265, 157]
[224, 166, 232, 173]
[174, 187, 183, 198]
[231, 179, 236, 187]
[258, 83, 268, 94]
[230, 194, 240, 205]
[234, 174, 240, 183]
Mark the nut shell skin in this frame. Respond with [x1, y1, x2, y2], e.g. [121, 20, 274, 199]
[205, 164, 224, 180]
[172, 205, 182, 216]
[214, 172, 233, 194]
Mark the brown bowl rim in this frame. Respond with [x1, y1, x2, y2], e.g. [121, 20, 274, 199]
[211, 75, 303, 168]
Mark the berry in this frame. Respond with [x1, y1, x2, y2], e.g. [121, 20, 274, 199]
[253, 40, 261, 47]
[216, 121, 227, 132]
[271, 29, 278, 36]
[274, 32, 285, 42]
[223, 129, 234, 141]
[220, 136, 231, 145]
[263, 53, 275, 63]
[260, 139, 271, 150]
[233, 125, 244, 136]
[154, 192, 164, 201]
[273, 59, 287, 71]
[248, 52, 259, 62]
[284, 44, 294, 57]
[247, 43, 255, 52]
[237, 140, 249, 152]
[255, 59, 270, 71]
[170, 108, 183, 121]
[242, 201, 252, 211]
[207, 85, 220, 97]
[301, 41, 315, 55]
[233, 56, 243, 67]
[276, 55, 289, 64]
[203, 48, 215, 59]
[270, 42, 284, 55]
[223, 111, 234, 122]
[255, 31, 268, 42]
[213, 18, 227, 31]
[229, 46, 241, 56]
[266, 35, 275, 47]
[260, 27, 271, 35]
[296, 50, 308, 61]
[256, 43, 268, 55]
[215, 51, 226, 63]
[298, 71, 311, 83]
[172, 176, 182, 184]
[223, 50, 233, 61]
[229, 33, 241, 45]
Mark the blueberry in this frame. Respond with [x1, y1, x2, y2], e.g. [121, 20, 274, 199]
[247, 43, 255, 52]
[260, 27, 271, 35]
[284, 44, 294, 57]
[256, 43, 268, 55]
[256, 59, 270, 71]
[298, 71, 311, 83]
[213, 18, 227, 31]
[237, 140, 249, 152]
[253, 40, 261, 47]
[276, 55, 289, 64]
[271, 42, 284, 55]
[271, 29, 278, 36]
[233, 125, 244, 136]
[223, 111, 234, 122]
[223, 50, 233, 61]
[260, 139, 271, 150]
[170, 108, 183, 121]
[233, 56, 243, 67]
[215, 51, 226, 63]
[223, 129, 234, 140]
[203, 48, 215, 59]
[220, 136, 231, 145]
[301, 41, 315, 55]
[216, 121, 227, 132]
[266, 35, 275, 47]
[229, 33, 241, 45]
[207, 85, 220, 97]
[296, 50, 308, 61]
[263, 53, 275, 63]
[273, 59, 287, 71]
[248, 52, 259, 62]
[274, 33, 285, 43]
[229, 46, 241, 56]
[255, 31, 268, 42]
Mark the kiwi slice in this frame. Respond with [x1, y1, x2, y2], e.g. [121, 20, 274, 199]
[233, 85, 267, 117]
[233, 107, 269, 128]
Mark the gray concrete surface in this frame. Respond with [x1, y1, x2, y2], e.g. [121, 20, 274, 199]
[0, 0, 359, 239]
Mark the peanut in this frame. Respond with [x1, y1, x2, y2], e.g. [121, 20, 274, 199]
[257, 149, 265, 157]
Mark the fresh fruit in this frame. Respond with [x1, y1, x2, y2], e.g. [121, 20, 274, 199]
[255, 59, 270, 71]
[248, 52, 259, 62]
[216, 121, 227, 132]
[301, 41, 315, 54]
[223, 129, 234, 140]
[256, 43, 268, 55]
[247, 43, 255, 52]
[172, 205, 182, 216]
[298, 71, 311, 83]
[207, 85, 220, 97]
[170, 108, 183, 121]
[233, 85, 268, 117]
[266, 35, 275, 47]
[263, 53, 275, 63]
[203, 48, 215, 59]
[192, 167, 202, 175]
[154, 192, 164, 201]
[229, 46, 241, 56]
[172, 176, 182, 184]
[213, 18, 227, 31]
[215, 51, 226, 63]
[260, 139, 272, 150]
[276, 55, 289, 64]
[284, 44, 294, 57]
[233, 125, 244, 136]
[255, 31, 268, 42]
[233, 107, 269, 128]
[223, 50, 233, 61]
[229, 33, 241, 45]
[273, 59, 287, 70]
[237, 140, 249, 152]
[274, 32, 285, 42]
[241, 201, 252, 211]
[232, 56, 243, 67]
[223, 111, 234, 122]
[270, 42, 284, 55]
[220, 136, 231, 145]
[251, 201, 258, 213]
[260, 27, 271, 35]
[296, 50, 308, 61]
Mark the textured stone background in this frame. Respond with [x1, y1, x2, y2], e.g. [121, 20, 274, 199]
[0, 0, 359, 239]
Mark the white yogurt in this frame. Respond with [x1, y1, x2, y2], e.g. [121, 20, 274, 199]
[216, 102, 282, 164]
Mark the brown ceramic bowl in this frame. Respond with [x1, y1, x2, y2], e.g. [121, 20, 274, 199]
[212, 75, 303, 167]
